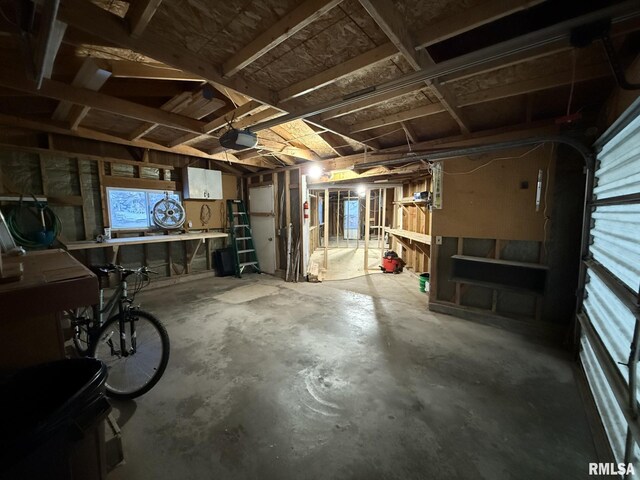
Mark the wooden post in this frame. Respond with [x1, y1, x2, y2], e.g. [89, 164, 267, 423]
[323, 188, 329, 269]
[455, 238, 463, 304]
[98, 160, 109, 228]
[285, 170, 291, 227]
[364, 188, 370, 271]
[381, 187, 387, 256]
[336, 189, 340, 248]
[76, 158, 91, 240]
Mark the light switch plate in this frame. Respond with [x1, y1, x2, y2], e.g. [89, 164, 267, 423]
[435, 236, 443, 245]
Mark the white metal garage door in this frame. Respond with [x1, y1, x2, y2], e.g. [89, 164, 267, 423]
[579, 98, 640, 467]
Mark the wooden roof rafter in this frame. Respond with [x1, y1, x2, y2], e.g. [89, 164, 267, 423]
[51, 57, 112, 130]
[56, 0, 381, 152]
[0, 112, 275, 167]
[222, 0, 344, 77]
[358, 0, 471, 135]
[126, 0, 163, 38]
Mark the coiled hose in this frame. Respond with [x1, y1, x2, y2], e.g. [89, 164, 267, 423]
[5, 196, 62, 248]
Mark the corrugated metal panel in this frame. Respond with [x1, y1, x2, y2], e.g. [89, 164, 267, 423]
[581, 335, 627, 462]
[584, 268, 635, 372]
[590, 203, 640, 293]
[594, 112, 640, 200]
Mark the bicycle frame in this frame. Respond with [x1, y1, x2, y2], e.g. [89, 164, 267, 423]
[92, 276, 135, 357]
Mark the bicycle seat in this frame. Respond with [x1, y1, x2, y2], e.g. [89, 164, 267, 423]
[89, 265, 114, 277]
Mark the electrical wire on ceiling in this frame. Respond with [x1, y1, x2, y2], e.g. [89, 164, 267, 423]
[326, 127, 406, 150]
[402, 125, 413, 152]
[441, 143, 546, 176]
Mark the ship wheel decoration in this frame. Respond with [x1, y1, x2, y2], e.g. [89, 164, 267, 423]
[152, 193, 186, 229]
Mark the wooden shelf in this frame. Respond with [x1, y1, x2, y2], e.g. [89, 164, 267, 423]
[385, 227, 431, 245]
[394, 197, 428, 205]
[450, 254, 547, 295]
[64, 231, 227, 251]
[451, 255, 548, 270]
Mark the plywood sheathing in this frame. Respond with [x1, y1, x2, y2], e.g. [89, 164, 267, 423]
[244, 0, 388, 92]
[272, 120, 337, 158]
[81, 110, 146, 136]
[391, 0, 486, 33]
[146, 0, 300, 67]
[361, 126, 407, 149]
[296, 54, 416, 109]
[449, 44, 609, 100]
[91, 0, 129, 17]
[336, 89, 436, 126]
[406, 113, 462, 142]
[462, 96, 527, 132]
[144, 125, 191, 145]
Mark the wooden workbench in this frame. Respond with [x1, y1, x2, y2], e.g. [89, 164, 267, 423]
[0, 249, 98, 371]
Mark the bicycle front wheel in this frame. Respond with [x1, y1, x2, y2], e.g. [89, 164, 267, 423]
[91, 309, 170, 399]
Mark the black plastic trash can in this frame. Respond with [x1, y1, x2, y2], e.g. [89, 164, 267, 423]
[0, 358, 111, 480]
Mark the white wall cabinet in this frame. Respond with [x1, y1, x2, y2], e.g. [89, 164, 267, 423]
[183, 167, 222, 200]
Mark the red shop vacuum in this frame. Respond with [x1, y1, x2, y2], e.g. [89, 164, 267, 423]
[380, 251, 405, 274]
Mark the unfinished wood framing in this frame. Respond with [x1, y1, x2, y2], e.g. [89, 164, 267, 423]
[223, 0, 343, 77]
[126, 0, 163, 38]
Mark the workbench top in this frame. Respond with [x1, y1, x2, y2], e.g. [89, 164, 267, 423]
[63, 231, 228, 250]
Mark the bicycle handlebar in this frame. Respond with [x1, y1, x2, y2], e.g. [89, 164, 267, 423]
[95, 264, 158, 277]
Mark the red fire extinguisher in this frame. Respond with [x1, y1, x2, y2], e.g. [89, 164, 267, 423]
[303, 200, 309, 220]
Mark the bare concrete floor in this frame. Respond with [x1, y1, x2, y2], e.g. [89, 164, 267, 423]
[310, 248, 386, 281]
[108, 272, 596, 480]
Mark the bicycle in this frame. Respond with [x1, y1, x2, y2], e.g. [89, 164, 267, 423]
[65, 264, 170, 400]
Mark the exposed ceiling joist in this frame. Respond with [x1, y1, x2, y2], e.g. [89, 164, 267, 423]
[357, 0, 471, 134]
[412, 0, 546, 50]
[126, 0, 163, 38]
[288, 0, 544, 126]
[349, 103, 445, 134]
[346, 61, 611, 133]
[323, 119, 559, 171]
[319, 84, 424, 121]
[222, 0, 343, 77]
[168, 100, 265, 147]
[248, 1, 640, 133]
[128, 122, 158, 141]
[456, 62, 611, 107]
[57, 0, 371, 150]
[58, 0, 278, 105]
[33, 0, 66, 88]
[52, 58, 112, 128]
[68, 104, 90, 130]
[97, 59, 203, 81]
[0, 113, 273, 167]
[277, 42, 397, 102]
[0, 72, 205, 134]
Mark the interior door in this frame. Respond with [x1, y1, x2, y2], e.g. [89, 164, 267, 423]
[249, 186, 276, 274]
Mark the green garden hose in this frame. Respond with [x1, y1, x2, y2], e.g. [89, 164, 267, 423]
[5, 196, 62, 248]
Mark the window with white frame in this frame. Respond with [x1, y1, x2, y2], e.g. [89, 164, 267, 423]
[107, 188, 181, 230]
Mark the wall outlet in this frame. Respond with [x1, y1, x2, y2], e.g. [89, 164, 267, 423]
[435, 236, 443, 245]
